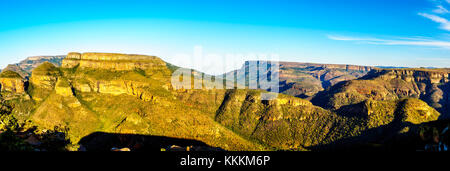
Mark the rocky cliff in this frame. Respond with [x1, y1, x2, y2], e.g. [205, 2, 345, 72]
[0, 71, 25, 94]
[215, 89, 440, 150]
[62, 52, 167, 72]
[0, 52, 446, 151]
[2, 55, 65, 78]
[312, 68, 450, 118]
[224, 61, 374, 99]
[19, 52, 264, 151]
[2, 64, 29, 78]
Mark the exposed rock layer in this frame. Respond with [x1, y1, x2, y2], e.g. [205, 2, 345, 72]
[62, 52, 167, 71]
[312, 68, 450, 118]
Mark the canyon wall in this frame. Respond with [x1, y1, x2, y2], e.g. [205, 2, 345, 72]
[62, 52, 167, 71]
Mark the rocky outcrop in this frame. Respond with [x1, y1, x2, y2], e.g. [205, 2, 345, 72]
[0, 78, 25, 94]
[28, 53, 169, 103]
[312, 68, 450, 118]
[73, 80, 157, 102]
[279, 62, 374, 72]
[215, 88, 441, 150]
[55, 78, 74, 97]
[62, 52, 167, 71]
[367, 68, 449, 84]
[215, 89, 343, 149]
[225, 61, 374, 98]
[278, 62, 374, 98]
[2, 64, 29, 78]
[29, 62, 60, 90]
[0, 71, 25, 94]
[2, 55, 65, 78]
[19, 55, 65, 70]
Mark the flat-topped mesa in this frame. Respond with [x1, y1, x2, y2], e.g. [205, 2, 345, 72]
[62, 52, 167, 71]
[368, 68, 450, 84]
[279, 62, 374, 72]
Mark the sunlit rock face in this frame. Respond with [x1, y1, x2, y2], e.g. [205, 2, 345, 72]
[62, 52, 167, 71]
[0, 70, 25, 94]
[29, 62, 60, 89]
[312, 68, 450, 118]
[224, 61, 375, 99]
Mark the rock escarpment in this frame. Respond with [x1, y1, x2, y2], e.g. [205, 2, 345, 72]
[1, 52, 446, 151]
[312, 68, 450, 118]
[0, 70, 25, 94]
[62, 52, 167, 72]
[224, 61, 374, 99]
[73, 79, 158, 102]
[1, 55, 65, 78]
[23, 52, 262, 151]
[215, 89, 440, 150]
[59, 52, 175, 102]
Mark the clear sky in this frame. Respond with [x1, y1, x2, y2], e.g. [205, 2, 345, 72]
[0, 0, 449, 74]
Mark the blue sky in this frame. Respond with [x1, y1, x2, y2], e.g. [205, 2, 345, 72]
[0, 0, 449, 74]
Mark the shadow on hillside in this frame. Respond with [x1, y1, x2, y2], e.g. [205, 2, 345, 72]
[78, 132, 223, 151]
[437, 82, 449, 119]
[309, 100, 426, 151]
[309, 114, 450, 152]
[308, 121, 421, 151]
[0, 126, 70, 151]
[310, 81, 349, 109]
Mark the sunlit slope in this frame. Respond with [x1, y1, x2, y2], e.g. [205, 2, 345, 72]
[27, 53, 264, 151]
[1, 52, 444, 151]
[312, 68, 450, 117]
[215, 89, 440, 150]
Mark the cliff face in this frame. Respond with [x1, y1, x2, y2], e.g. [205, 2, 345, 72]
[278, 62, 374, 98]
[0, 78, 25, 94]
[1, 52, 446, 151]
[368, 69, 449, 84]
[62, 52, 167, 72]
[2, 64, 29, 78]
[2, 55, 65, 78]
[27, 62, 60, 101]
[215, 89, 440, 150]
[279, 62, 373, 72]
[72, 79, 158, 102]
[23, 52, 263, 151]
[18, 55, 65, 71]
[312, 68, 450, 118]
[59, 52, 173, 102]
[215, 89, 342, 149]
[224, 61, 374, 99]
[0, 70, 25, 94]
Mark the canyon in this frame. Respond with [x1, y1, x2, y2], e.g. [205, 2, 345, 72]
[0, 52, 448, 151]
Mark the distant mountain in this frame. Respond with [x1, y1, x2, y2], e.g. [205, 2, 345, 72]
[312, 68, 450, 118]
[0, 52, 447, 151]
[1, 55, 65, 78]
[2, 64, 29, 78]
[375, 66, 439, 69]
[223, 61, 374, 99]
[375, 66, 409, 69]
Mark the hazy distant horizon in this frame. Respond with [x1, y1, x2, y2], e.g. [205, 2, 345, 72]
[1, 0, 450, 73]
[6, 51, 449, 78]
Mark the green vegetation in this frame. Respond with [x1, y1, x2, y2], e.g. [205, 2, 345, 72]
[1, 52, 448, 151]
[0, 70, 23, 78]
[0, 100, 70, 151]
[31, 62, 60, 76]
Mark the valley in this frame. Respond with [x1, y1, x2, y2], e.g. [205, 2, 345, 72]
[0, 52, 448, 151]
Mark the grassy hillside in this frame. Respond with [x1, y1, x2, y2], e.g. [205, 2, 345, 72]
[0, 53, 447, 151]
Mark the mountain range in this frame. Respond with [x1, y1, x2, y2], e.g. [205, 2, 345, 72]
[0, 53, 448, 151]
